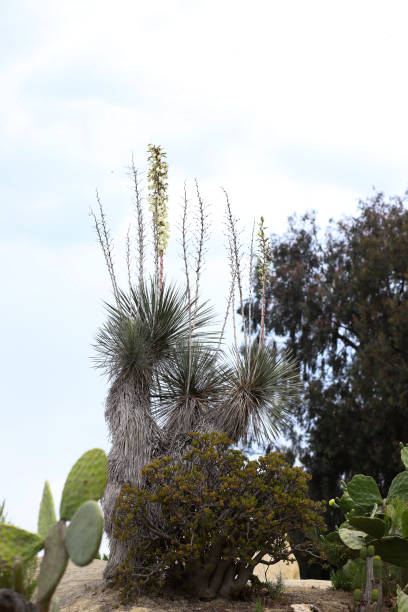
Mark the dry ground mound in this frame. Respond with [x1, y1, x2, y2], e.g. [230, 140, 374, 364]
[47, 560, 354, 611]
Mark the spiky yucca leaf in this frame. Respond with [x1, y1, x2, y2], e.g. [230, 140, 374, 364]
[214, 343, 301, 444]
[129, 281, 216, 359]
[93, 281, 216, 381]
[93, 311, 152, 381]
[154, 342, 228, 435]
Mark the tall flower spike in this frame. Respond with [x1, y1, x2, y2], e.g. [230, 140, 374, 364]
[257, 216, 272, 346]
[147, 144, 169, 291]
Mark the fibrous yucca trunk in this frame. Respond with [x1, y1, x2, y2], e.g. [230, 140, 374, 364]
[102, 376, 161, 580]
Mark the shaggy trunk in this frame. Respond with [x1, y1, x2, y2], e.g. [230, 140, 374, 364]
[102, 376, 161, 580]
[183, 558, 253, 600]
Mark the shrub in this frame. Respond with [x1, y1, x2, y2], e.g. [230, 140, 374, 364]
[330, 559, 366, 591]
[112, 432, 325, 601]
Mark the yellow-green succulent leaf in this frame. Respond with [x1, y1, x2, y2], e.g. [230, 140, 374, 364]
[36, 520, 68, 604]
[64, 500, 103, 566]
[38, 480, 57, 539]
[59, 449, 107, 521]
[0, 524, 44, 565]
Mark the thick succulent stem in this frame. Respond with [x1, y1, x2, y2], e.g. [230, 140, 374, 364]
[102, 377, 161, 580]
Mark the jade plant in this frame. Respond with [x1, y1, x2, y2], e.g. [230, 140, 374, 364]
[323, 442, 408, 610]
[0, 448, 107, 612]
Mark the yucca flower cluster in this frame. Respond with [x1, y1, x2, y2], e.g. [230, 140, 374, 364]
[147, 144, 170, 289]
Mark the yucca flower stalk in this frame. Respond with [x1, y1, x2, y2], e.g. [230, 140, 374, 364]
[257, 216, 272, 346]
[147, 144, 169, 291]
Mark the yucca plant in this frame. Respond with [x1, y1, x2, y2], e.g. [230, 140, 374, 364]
[94, 282, 214, 577]
[92, 146, 302, 582]
[214, 343, 301, 445]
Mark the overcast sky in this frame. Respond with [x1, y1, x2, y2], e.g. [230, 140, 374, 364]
[2, 1, 408, 556]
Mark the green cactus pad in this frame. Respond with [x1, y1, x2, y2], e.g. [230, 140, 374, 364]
[371, 536, 408, 567]
[36, 520, 69, 604]
[360, 546, 367, 559]
[38, 480, 57, 539]
[59, 449, 107, 521]
[337, 490, 354, 514]
[0, 524, 44, 565]
[338, 527, 367, 550]
[367, 544, 375, 556]
[387, 471, 408, 502]
[353, 588, 361, 602]
[348, 516, 386, 539]
[346, 475, 382, 512]
[64, 500, 103, 566]
[397, 585, 408, 612]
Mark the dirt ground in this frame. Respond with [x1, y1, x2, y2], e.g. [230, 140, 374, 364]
[49, 560, 355, 611]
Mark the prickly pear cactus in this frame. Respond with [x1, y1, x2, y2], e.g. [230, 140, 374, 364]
[338, 527, 366, 550]
[387, 471, 408, 503]
[348, 516, 386, 539]
[0, 524, 44, 565]
[344, 475, 382, 514]
[64, 500, 103, 566]
[326, 443, 408, 609]
[0, 447, 107, 612]
[38, 481, 56, 539]
[59, 449, 107, 521]
[36, 521, 68, 605]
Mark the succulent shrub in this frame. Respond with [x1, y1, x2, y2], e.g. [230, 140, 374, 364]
[0, 448, 107, 612]
[111, 431, 325, 602]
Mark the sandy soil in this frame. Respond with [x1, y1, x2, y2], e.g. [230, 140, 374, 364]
[46, 560, 355, 612]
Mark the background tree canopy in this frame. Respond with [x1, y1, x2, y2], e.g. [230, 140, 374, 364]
[247, 190, 408, 512]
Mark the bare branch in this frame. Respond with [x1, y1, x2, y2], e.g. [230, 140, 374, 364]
[90, 190, 120, 309]
[130, 156, 145, 289]
[181, 181, 191, 311]
[218, 271, 235, 352]
[126, 223, 132, 294]
[248, 220, 255, 342]
[222, 188, 247, 352]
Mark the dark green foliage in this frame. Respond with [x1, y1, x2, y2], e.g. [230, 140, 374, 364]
[112, 432, 325, 602]
[246, 191, 408, 513]
[320, 531, 359, 568]
[330, 559, 366, 591]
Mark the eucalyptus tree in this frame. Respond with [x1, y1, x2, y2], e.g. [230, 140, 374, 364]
[92, 145, 302, 579]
